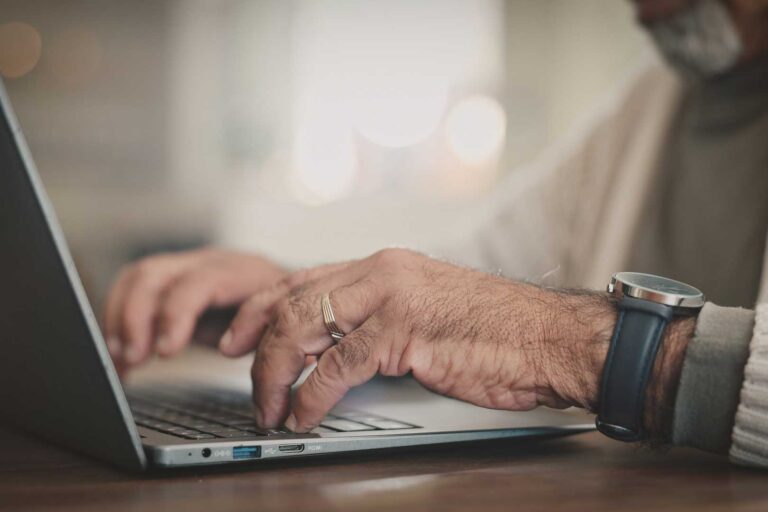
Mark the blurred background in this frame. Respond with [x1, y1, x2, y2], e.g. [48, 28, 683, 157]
[0, 0, 651, 310]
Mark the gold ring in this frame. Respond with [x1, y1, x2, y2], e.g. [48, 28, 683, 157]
[321, 293, 346, 343]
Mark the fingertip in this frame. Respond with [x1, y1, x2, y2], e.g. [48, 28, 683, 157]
[155, 335, 175, 357]
[106, 337, 122, 358]
[123, 343, 144, 365]
[218, 330, 233, 353]
[220, 316, 269, 357]
[284, 412, 298, 432]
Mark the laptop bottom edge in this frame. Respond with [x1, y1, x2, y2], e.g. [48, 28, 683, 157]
[146, 424, 593, 467]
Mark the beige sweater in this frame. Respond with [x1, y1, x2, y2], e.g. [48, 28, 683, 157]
[438, 58, 768, 466]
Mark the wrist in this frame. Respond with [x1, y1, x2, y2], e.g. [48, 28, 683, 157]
[533, 288, 617, 411]
[534, 286, 695, 440]
[642, 316, 695, 441]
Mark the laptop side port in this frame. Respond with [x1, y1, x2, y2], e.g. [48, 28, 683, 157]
[232, 445, 261, 460]
[278, 444, 305, 453]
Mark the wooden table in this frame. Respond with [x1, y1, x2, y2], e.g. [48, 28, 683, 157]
[1, 426, 766, 512]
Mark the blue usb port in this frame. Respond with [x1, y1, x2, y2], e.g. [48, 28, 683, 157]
[232, 445, 261, 460]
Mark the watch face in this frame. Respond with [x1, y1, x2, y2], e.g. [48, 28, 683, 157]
[610, 272, 705, 308]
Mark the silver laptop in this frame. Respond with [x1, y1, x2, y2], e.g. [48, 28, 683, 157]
[0, 78, 592, 471]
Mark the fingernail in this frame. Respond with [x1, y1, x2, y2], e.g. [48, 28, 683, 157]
[124, 344, 142, 364]
[106, 337, 121, 357]
[156, 335, 173, 354]
[219, 330, 233, 351]
[284, 413, 298, 432]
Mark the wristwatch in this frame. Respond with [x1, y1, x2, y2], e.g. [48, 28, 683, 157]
[596, 272, 704, 442]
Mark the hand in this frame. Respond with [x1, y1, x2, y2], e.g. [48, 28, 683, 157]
[221, 248, 623, 433]
[103, 247, 287, 370]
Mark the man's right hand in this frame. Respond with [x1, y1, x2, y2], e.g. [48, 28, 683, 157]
[103, 248, 288, 371]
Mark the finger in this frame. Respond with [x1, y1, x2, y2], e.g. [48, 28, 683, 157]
[250, 340, 307, 427]
[219, 260, 357, 357]
[286, 319, 382, 432]
[118, 255, 198, 365]
[119, 282, 162, 366]
[154, 271, 224, 357]
[103, 268, 133, 359]
[250, 280, 379, 428]
[218, 282, 285, 357]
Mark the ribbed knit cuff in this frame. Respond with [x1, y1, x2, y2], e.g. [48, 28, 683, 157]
[672, 303, 754, 453]
[730, 303, 768, 467]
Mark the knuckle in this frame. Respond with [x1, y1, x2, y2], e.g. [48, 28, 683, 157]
[370, 248, 418, 272]
[121, 310, 145, 341]
[122, 300, 144, 326]
[250, 353, 263, 382]
[285, 269, 309, 289]
[187, 272, 223, 301]
[336, 337, 372, 368]
[373, 247, 412, 264]
[159, 298, 185, 323]
[287, 290, 314, 323]
[239, 294, 266, 318]
[322, 347, 348, 377]
[389, 291, 412, 316]
[271, 298, 298, 338]
[371, 248, 396, 266]
[252, 346, 272, 373]
[134, 255, 165, 276]
[113, 266, 133, 287]
[388, 292, 420, 333]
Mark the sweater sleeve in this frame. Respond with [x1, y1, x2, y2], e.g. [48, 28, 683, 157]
[672, 303, 754, 453]
[729, 303, 768, 467]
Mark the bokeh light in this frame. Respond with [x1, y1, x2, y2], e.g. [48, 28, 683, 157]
[445, 95, 507, 166]
[0, 22, 42, 79]
[291, 103, 358, 205]
[351, 76, 448, 148]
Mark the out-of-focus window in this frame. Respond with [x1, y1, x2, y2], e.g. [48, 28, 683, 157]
[0, 0, 649, 304]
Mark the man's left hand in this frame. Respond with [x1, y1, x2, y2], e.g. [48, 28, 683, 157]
[220, 248, 621, 432]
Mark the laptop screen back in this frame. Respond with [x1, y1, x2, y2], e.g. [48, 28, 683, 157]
[0, 80, 145, 470]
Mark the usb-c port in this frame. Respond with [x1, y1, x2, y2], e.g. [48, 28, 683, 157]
[278, 444, 305, 453]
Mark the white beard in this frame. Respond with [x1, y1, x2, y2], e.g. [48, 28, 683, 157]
[647, 0, 743, 79]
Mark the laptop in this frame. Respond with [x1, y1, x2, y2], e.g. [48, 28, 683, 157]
[0, 78, 593, 471]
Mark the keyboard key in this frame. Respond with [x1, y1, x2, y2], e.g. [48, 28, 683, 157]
[355, 418, 416, 430]
[165, 426, 199, 433]
[201, 427, 244, 435]
[136, 419, 175, 430]
[176, 429, 204, 436]
[216, 431, 258, 438]
[181, 433, 217, 440]
[337, 415, 384, 424]
[237, 425, 269, 435]
[186, 422, 222, 430]
[321, 419, 376, 432]
[229, 418, 259, 426]
[130, 388, 417, 439]
[311, 426, 337, 434]
[337, 412, 384, 421]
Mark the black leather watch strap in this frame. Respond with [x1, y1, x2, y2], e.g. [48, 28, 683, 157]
[596, 296, 674, 442]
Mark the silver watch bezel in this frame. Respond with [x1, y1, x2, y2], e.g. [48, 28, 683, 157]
[607, 272, 705, 310]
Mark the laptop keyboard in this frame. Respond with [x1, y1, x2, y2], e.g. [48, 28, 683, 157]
[127, 387, 419, 440]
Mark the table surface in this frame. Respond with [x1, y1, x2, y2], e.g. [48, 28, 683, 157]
[1, 426, 766, 512]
